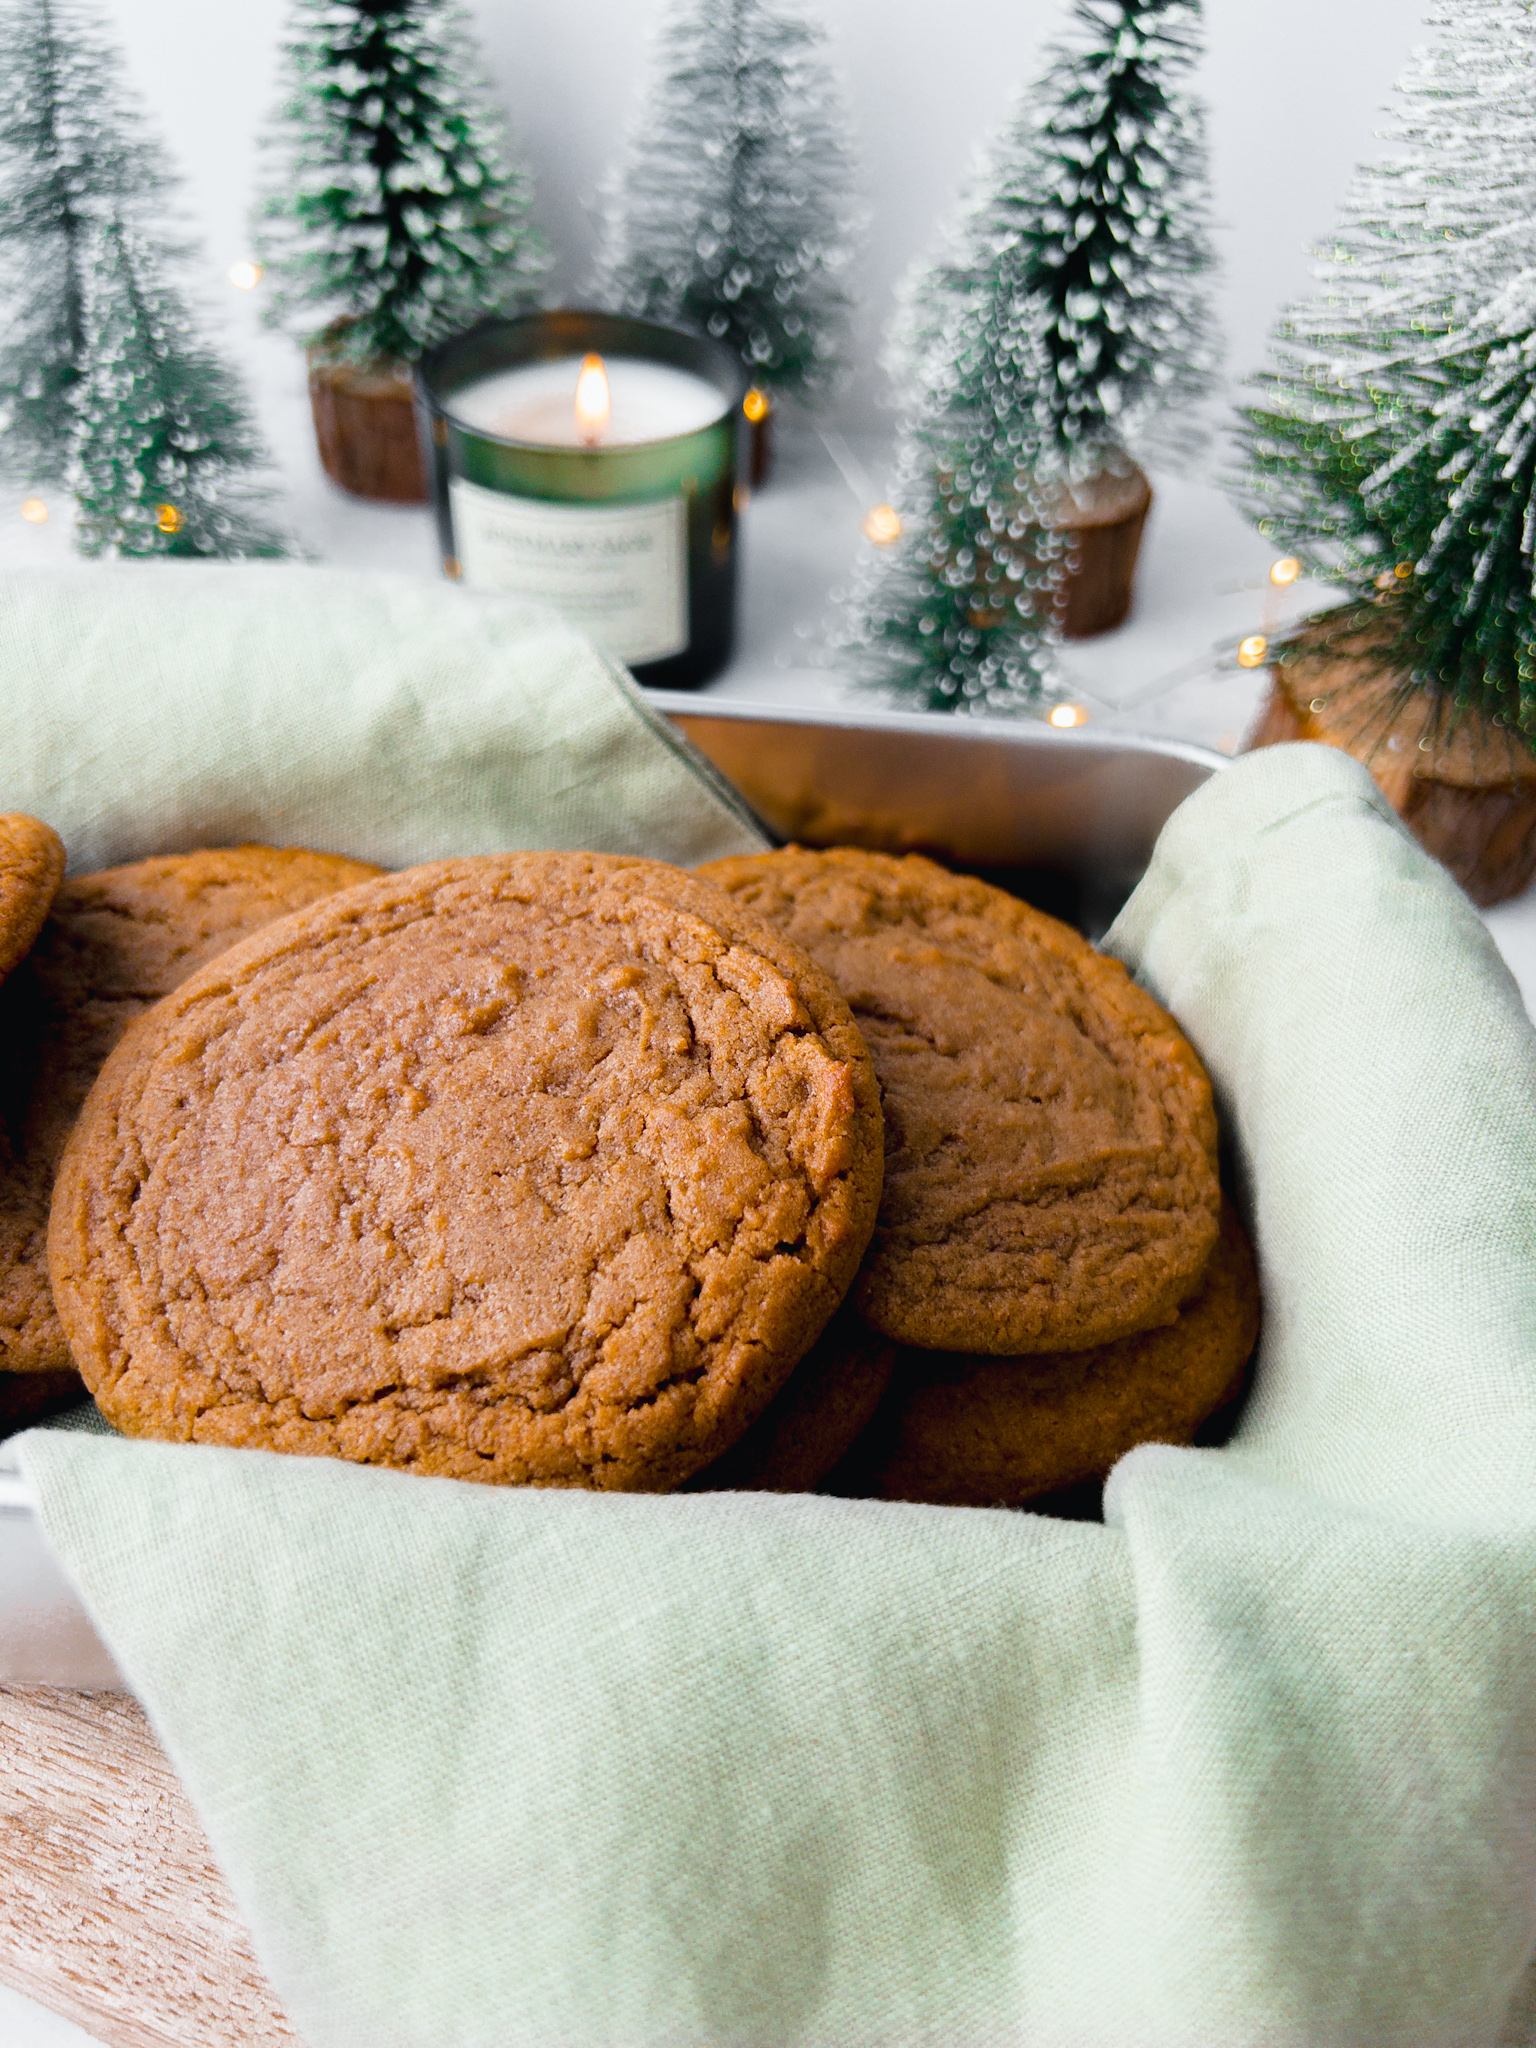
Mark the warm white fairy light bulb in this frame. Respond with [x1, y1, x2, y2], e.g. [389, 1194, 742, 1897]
[228, 261, 264, 291]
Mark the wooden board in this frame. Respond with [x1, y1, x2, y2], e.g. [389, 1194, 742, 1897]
[0, 1687, 300, 2048]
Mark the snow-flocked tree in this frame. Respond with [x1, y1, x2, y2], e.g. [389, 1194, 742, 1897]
[837, 0, 1215, 713]
[72, 214, 287, 558]
[0, 0, 288, 554]
[832, 300, 1068, 714]
[0, 0, 161, 482]
[591, 0, 859, 405]
[1236, 0, 1536, 737]
[896, 0, 1217, 485]
[256, 0, 546, 369]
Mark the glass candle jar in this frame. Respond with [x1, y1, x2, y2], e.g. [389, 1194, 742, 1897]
[417, 312, 745, 690]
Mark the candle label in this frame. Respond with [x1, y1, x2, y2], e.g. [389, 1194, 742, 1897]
[449, 480, 688, 665]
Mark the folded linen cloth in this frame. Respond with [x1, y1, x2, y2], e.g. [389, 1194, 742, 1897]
[0, 563, 765, 872]
[9, 567, 1536, 2046]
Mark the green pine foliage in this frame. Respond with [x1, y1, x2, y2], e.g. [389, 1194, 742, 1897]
[1235, 0, 1536, 738]
[1373, 319, 1536, 728]
[0, 0, 288, 555]
[1011, 0, 1217, 473]
[256, 0, 547, 369]
[72, 216, 287, 559]
[592, 0, 859, 404]
[898, 0, 1217, 484]
[839, 0, 1214, 713]
[834, 310, 1068, 714]
[0, 0, 161, 483]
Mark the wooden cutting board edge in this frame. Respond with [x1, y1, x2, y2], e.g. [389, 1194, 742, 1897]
[0, 1686, 300, 2048]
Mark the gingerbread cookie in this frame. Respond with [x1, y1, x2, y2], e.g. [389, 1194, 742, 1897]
[49, 853, 884, 1490]
[835, 1204, 1259, 1510]
[698, 848, 1220, 1353]
[689, 1307, 894, 1493]
[0, 846, 383, 1374]
[0, 814, 64, 986]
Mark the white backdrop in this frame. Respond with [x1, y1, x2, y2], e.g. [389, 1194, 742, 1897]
[102, 0, 1433, 433]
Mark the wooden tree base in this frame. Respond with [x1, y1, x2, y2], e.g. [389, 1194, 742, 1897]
[307, 350, 428, 505]
[1248, 622, 1536, 907]
[1048, 465, 1152, 640]
[0, 1688, 299, 2048]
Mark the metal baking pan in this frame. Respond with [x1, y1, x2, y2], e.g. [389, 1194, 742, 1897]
[0, 702, 1224, 1688]
[653, 694, 1223, 937]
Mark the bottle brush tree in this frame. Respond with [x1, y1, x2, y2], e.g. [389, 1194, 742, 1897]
[1236, 0, 1536, 744]
[0, 0, 288, 554]
[255, 0, 547, 370]
[834, 298, 1069, 714]
[72, 214, 288, 558]
[591, 0, 860, 409]
[840, 0, 1217, 711]
[896, 0, 1217, 490]
[0, 0, 164, 483]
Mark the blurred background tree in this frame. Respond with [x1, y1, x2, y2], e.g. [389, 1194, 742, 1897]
[591, 0, 860, 413]
[0, 0, 287, 554]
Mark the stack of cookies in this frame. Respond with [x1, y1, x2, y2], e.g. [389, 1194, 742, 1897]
[696, 849, 1259, 1507]
[2, 815, 1256, 1508]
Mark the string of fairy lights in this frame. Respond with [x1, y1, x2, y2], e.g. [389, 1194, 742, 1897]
[1235, 553, 1304, 670]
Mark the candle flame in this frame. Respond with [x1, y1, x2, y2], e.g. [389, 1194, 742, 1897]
[574, 353, 610, 445]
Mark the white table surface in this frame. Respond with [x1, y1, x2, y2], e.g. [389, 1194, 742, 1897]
[3, 416, 1534, 2046]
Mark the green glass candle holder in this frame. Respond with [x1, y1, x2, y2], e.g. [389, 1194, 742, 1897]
[417, 311, 746, 690]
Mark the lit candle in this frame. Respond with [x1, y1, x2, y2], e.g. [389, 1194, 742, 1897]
[448, 353, 726, 450]
[418, 314, 745, 689]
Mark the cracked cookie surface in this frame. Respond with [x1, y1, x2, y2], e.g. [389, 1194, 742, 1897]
[835, 1204, 1259, 1507]
[0, 846, 383, 1374]
[49, 853, 883, 1489]
[698, 847, 1220, 1353]
[0, 813, 64, 986]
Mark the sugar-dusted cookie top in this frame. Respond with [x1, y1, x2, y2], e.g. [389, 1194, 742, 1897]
[0, 814, 64, 986]
[49, 853, 884, 1490]
[842, 1204, 1259, 1509]
[0, 845, 383, 1375]
[698, 847, 1220, 1354]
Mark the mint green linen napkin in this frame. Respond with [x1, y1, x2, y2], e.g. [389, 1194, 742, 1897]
[14, 679, 1536, 2039]
[0, 563, 765, 871]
